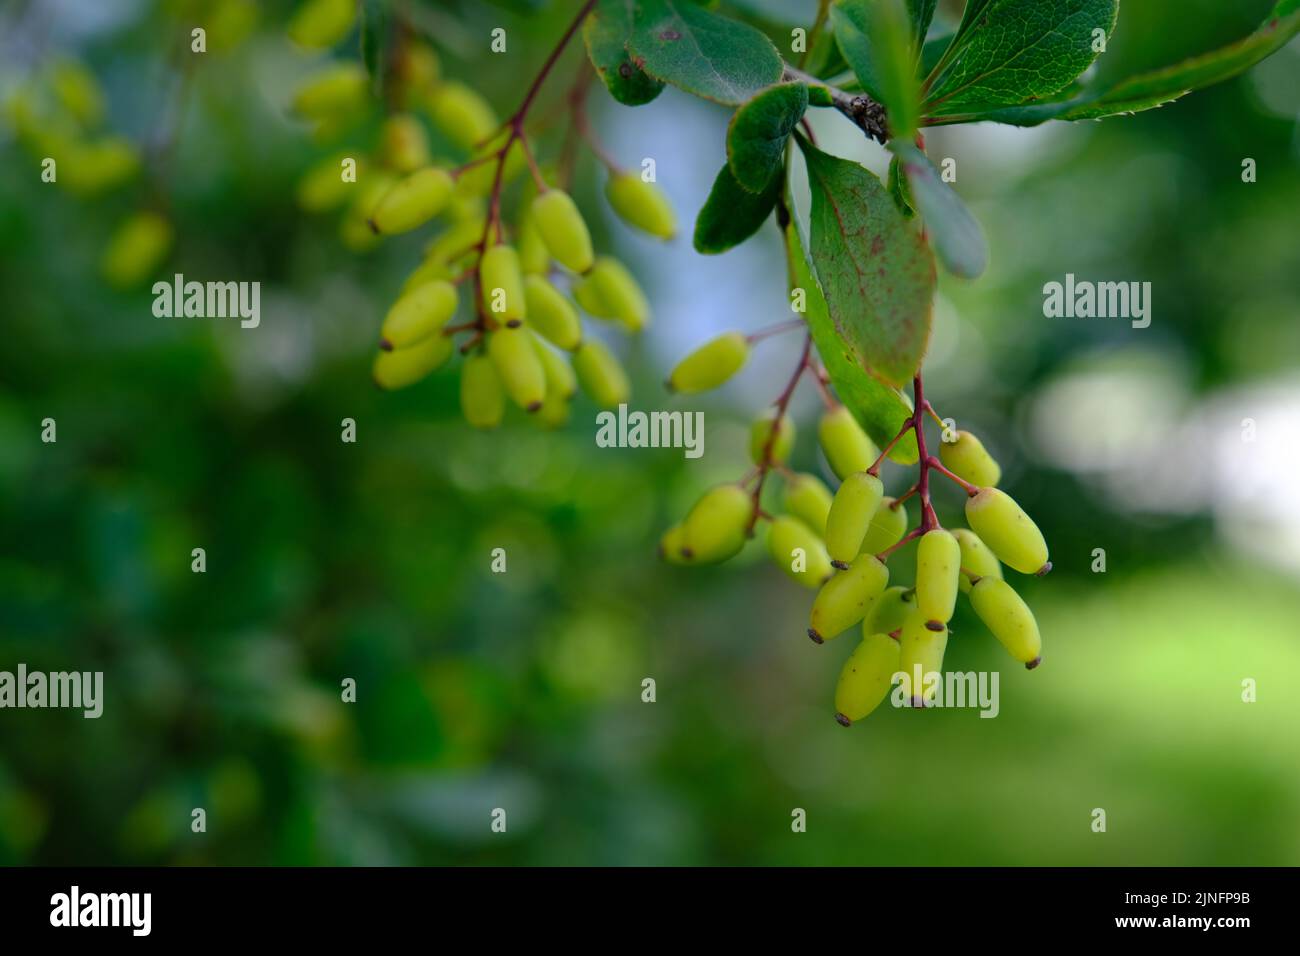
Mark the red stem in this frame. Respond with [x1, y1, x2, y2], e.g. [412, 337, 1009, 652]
[747, 333, 813, 532]
[470, 0, 597, 327]
[926, 456, 979, 496]
[867, 419, 915, 476]
[912, 374, 940, 531]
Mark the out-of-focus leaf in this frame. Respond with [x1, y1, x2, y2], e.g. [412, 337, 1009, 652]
[799, 137, 934, 389]
[360, 0, 392, 97]
[693, 162, 782, 254]
[886, 154, 916, 220]
[831, 0, 921, 138]
[584, 0, 665, 106]
[889, 140, 986, 278]
[727, 83, 808, 193]
[629, 0, 783, 106]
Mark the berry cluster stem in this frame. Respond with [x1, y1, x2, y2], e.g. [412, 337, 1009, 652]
[747, 332, 814, 532]
[464, 0, 598, 336]
[912, 374, 940, 532]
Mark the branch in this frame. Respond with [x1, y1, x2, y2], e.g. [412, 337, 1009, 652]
[783, 64, 889, 144]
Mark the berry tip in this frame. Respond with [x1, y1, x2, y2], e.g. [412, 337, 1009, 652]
[807, 628, 824, 645]
[834, 713, 851, 727]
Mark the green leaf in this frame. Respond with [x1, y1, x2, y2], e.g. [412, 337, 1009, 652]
[1072, 1, 1300, 118]
[923, 0, 1118, 117]
[828, 0, 885, 103]
[727, 83, 808, 193]
[889, 141, 986, 279]
[886, 154, 916, 220]
[785, 218, 918, 464]
[360, 0, 392, 97]
[906, 0, 939, 50]
[584, 0, 665, 106]
[628, 0, 784, 106]
[798, 137, 935, 389]
[694, 162, 782, 254]
[928, 1, 1300, 127]
[831, 0, 921, 139]
[920, 29, 955, 76]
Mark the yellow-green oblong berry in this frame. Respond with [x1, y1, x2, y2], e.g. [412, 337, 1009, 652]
[859, 497, 908, 555]
[834, 632, 901, 725]
[863, 585, 914, 637]
[965, 487, 1050, 576]
[818, 405, 879, 480]
[479, 244, 526, 323]
[487, 327, 545, 412]
[460, 351, 505, 429]
[825, 471, 884, 567]
[939, 430, 1002, 488]
[604, 172, 677, 240]
[291, 64, 369, 119]
[426, 81, 498, 150]
[380, 280, 457, 350]
[782, 472, 833, 537]
[681, 484, 752, 564]
[101, 212, 172, 289]
[535, 390, 571, 430]
[517, 211, 550, 275]
[379, 114, 432, 173]
[532, 333, 577, 399]
[62, 137, 141, 196]
[49, 58, 104, 128]
[573, 339, 630, 408]
[766, 515, 833, 589]
[970, 577, 1042, 668]
[588, 256, 650, 331]
[749, 412, 795, 465]
[523, 276, 581, 350]
[915, 529, 961, 628]
[372, 335, 452, 389]
[953, 527, 1001, 594]
[423, 218, 486, 268]
[808, 555, 889, 643]
[659, 524, 689, 565]
[898, 611, 948, 708]
[287, 0, 356, 50]
[530, 189, 594, 274]
[667, 332, 749, 394]
[572, 271, 612, 318]
[370, 166, 453, 235]
[401, 257, 453, 295]
[297, 152, 362, 213]
[339, 171, 397, 252]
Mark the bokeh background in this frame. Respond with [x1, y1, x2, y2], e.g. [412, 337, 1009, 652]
[1, 0, 1298, 865]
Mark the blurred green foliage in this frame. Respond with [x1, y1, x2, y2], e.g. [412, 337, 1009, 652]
[0, 0, 1297, 865]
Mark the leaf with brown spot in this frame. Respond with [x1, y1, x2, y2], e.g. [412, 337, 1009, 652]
[798, 137, 935, 389]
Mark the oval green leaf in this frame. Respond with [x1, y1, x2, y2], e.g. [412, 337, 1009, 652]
[694, 162, 782, 255]
[889, 141, 986, 279]
[798, 137, 935, 389]
[629, 0, 784, 106]
[584, 0, 665, 106]
[924, 0, 1118, 117]
[727, 83, 808, 193]
[785, 217, 918, 463]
